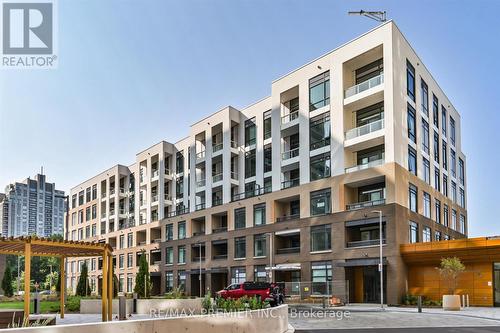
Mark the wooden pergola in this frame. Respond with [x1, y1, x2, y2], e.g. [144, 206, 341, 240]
[0, 236, 114, 322]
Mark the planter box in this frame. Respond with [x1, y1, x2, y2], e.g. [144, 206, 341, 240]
[442, 295, 461, 311]
[80, 298, 203, 315]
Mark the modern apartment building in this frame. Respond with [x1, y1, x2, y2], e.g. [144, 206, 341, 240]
[0, 174, 65, 238]
[66, 21, 467, 304]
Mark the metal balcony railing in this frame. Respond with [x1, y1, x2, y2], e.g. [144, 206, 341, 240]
[195, 203, 206, 211]
[109, 188, 115, 195]
[282, 147, 299, 160]
[347, 239, 386, 248]
[345, 73, 384, 98]
[346, 198, 386, 211]
[196, 179, 206, 187]
[345, 118, 384, 140]
[165, 169, 171, 176]
[152, 194, 159, 202]
[212, 227, 228, 234]
[212, 142, 223, 153]
[310, 138, 330, 150]
[212, 198, 223, 206]
[345, 159, 384, 173]
[276, 214, 300, 223]
[212, 173, 223, 183]
[281, 110, 299, 125]
[281, 178, 300, 189]
[196, 150, 206, 159]
[276, 247, 300, 255]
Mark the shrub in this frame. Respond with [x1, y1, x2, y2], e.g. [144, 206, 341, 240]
[164, 286, 186, 299]
[66, 295, 81, 312]
[2, 265, 14, 297]
[202, 291, 213, 313]
[134, 251, 151, 298]
[75, 262, 91, 296]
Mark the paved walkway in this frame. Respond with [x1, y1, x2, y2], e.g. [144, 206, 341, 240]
[56, 314, 151, 325]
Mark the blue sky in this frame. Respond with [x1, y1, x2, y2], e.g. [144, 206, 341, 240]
[0, 0, 498, 237]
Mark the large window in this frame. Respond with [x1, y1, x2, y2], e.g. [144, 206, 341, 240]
[407, 104, 416, 143]
[264, 144, 272, 173]
[442, 106, 447, 136]
[176, 177, 184, 198]
[254, 265, 267, 282]
[166, 247, 173, 265]
[409, 221, 418, 243]
[460, 215, 466, 234]
[443, 174, 448, 197]
[450, 116, 456, 146]
[263, 110, 272, 140]
[245, 118, 256, 146]
[451, 181, 457, 202]
[176, 151, 184, 174]
[178, 271, 186, 291]
[310, 153, 331, 181]
[310, 224, 332, 252]
[253, 203, 266, 226]
[234, 237, 246, 259]
[165, 272, 173, 292]
[421, 78, 429, 116]
[423, 227, 431, 243]
[178, 246, 186, 264]
[311, 261, 332, 295]
[434, 169, 441, 192]
[408, 146, 417, 175]
[309, 71, 330, 111]
[310, 113, 330, 150]
[178, 221, 186, 239]
[452, 209, 457, 230]
[433, 131, 440, 163]
[423, 192, 431, 218]
[423, 158, 430, 184]
[231, 267, 246, 284]
[407, 60, 416, 101]
[310, 189, 331, 216]
[444, 204, 449, 227]
[422, 119, 429, 154]
[234, 208, 246, 229]
[450, 149, 456, 178]
[442, 140, 448, 170]
[409, 184, 418, 212]
[459, 188, 466, 208]
[254, 234, 266, 257]
[435, 199, 441, 224]
[166, 224, 173, 241]
[458, 158, 465, 185]
[245, 149, 256, 178]
[432, 94, 439, 128]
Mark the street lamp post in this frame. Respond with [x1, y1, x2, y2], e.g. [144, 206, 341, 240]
[267, 232, 273, 283]
[372, 210, 384, 310]
[198, 243, 202, 297]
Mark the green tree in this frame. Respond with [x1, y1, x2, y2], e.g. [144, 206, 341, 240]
[76, 262, 90, 296]
[437, 257, 465, 295]
[55, 271, 61, 293]
[134, 251, 151, 298]
[2, 264, 14, 297]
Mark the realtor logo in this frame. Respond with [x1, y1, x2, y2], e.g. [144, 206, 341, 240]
[1, 0, 58, 68]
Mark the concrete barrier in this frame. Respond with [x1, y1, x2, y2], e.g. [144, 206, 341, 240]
[80, 298, 203, 315]
[3, 305, 289, 333]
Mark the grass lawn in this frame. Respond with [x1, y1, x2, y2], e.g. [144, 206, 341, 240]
[0, 301, 60, 313]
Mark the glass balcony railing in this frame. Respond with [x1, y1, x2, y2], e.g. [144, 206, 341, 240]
[152, 194, 158, 202]
[231, 171, 238, 180]
[164, 194, 172, 201]
[276, 214, 300, 223]
[282, 147, 299, 160]
[347, 239, 386, 248]
[196, 179, 206, 187]
[345, 73, 384, 99]
[212, 173, 223, 183]
[345, 159, 384, 173]
[310, 138, 330, 150]
[231, 140, 239, 149]
[281, 110, 299, 125]
[151, 170, 159, 178]
[196, 150, 206, 159]
[195, 203, 206, 211]
[281, 178, 300, 189]
[345, 119, 384, 140]
[212, 142, 223, 153]
[346, 198, 385, 211]
[212, 198, 223, 206]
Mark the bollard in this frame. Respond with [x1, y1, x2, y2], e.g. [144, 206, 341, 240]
[132, 293, 138, 314]
[118, 295, 127, 320]
[33, 292, 41, 315]
[466, 294, 470, 308]
[322, 295, 326, 309]
[417, 295, 422, 313]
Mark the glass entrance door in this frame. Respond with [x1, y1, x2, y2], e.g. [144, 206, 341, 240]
[494, 263, 500, 306]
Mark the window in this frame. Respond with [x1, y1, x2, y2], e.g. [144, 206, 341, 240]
[450, 116, 456, 146]
[165, 272, 174, 292]
[119, 234, 125, 249]
[309, 71, 330, 110]
[245, 118, 256, 146]
[264, 144, 272, 173]
[263, 110, 272, 140]
[78, 191, 84, 205]
[178, 271, 186, 291]
[86, 187, 91, 203]
[422, 119, 429, 154]
[178, 246, 186, 264]
[435, 199, 441, 224]
[127, 233, 133, 247]
[459, 188, 466, 208]
[433, 131, 439, 163]
[407, 104, 416, 143]
[450, 149, 456, 178]
[310, 189, 331, 216]
[442, 106, 447, 136]
[451, 181, 457, 202]
[423, 158, 430, 184]
[253, 203, 266, 226]
[245, 149, 256, 178]
[444, 204, 449, 227]
[421, 79, 429, 116]
[432, 94, 439, 128]
[166, 224, 173, 241]
[91, 204, 97, 219]
[409, 221, 418, 243]
[310, 113, 330, 150]
[434, 168, 440, 192]
[435, 231, 442, 241]
[176, 151, 184, 174]
[442, 140, 448, 170]
[408, 146, 417, 175]
[254, 234, 266, 257]
[423, 227, 431, 243]
[234, 208, 246, 229]
[452, 209, 457, 230]
[264, 177, 272, 194]
[311, 261, 332, 295]
[85, 206, 91, 221]
[166, 247, 174, 264]
[458, 158, 465, 185]
[406, 60, 416, 101]
[231, 267, 246, 284]
[176, 177, 184, 198]
[423, 192, 431, 218]
[119, 254, 124, 269]
[127, 253, 133, 267]
[310, 224, 331, 252]
[92, 224, 96, 236]
[460, 215, 466, 234]
[310, 153, 331, 181]
[234, 237, 246, 259]
[443, 174, 448, 197]
[254, 265, 267, 282]
[409, 184, 418, 212]
[178, 221, 186, 239]
[355, 59, 383, 84]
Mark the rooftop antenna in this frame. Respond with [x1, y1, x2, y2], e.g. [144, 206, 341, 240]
[348, 10, 387, 22]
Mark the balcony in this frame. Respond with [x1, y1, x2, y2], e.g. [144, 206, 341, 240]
[151, 170, 159, 179]
[196, 179, 206, 188]
[212, 173, 223, 183]
[193, 230, 205, 237]
[119, 188, 126, 196]
[281, 178, 299, 190]
[231, 187, 264, 202]
[166, 206, 189, 218]
[347, 239, 386, 248]
[310, 138, 330, 151]
[282, 148, 299, 160]
[346, 199, 385, 211]
[101, 212, 107, 219]
[345, 73, 384, 99]
[212, 226, 228, 234]
[109, 188, 115, 196]
[231, 172, 238, 180]
[276, 213, 300, 223]
[345, 159, 384, 173]
[345, 119, 384, 140]
[281, 110, 299, 125]
[212, 197, 222, 207]
[195, 203, 206, 211]
[151, 194, 159, 203]
[212, 142, 223, 153]
[164, 194, 172, 202]
[276, 247, 300, 255]
[196, 150, 206, 160]
[231, 140, 239, 149]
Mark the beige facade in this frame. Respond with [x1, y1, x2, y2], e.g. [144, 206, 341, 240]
[66, 21, 467, 303]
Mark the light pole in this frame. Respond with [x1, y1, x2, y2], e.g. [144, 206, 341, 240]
[266, 232, 274, 283]
[17, 256, 20, 295]
[198, 243, 202, 297]
[372, 210, 384, 310]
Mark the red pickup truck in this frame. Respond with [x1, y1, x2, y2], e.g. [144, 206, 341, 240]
[217, 281, 284, 306]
